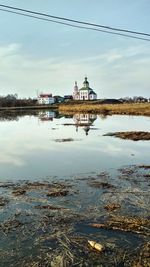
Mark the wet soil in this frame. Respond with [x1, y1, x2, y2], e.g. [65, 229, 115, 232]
[0, 197, 9, 207]
[104, 131, 150, 141]
[0, 165, 150, 267]
[54, 138, 81, 142]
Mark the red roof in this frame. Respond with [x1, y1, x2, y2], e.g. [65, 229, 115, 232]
[39, 94, 52, 98]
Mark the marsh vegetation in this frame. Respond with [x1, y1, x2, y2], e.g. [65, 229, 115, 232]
[59, 103, 150, 116]
[0, 165, 150, 267]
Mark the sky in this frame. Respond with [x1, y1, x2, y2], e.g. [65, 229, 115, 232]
[0, 0, 150, 98]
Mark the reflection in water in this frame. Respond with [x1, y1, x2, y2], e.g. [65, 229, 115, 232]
[98, 113, 108, 120]
[38, 111, 56, 121]
[38, 111, 97, 135]
[38, 110, 63, 122]
[0, 110, 39, 121]
[0, 110, 150, 180]
[73, 114, 97, 135]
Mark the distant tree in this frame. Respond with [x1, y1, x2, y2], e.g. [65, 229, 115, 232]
[0, 94, 37, 107]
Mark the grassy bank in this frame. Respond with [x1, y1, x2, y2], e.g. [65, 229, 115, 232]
[0, 104, 58, 111]
[1, 102, 150, 116]
[59, 103, 150, 116]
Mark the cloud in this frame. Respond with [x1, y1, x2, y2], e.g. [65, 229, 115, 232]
[0, 43, 20, 58]
[0, 42, 150, 98]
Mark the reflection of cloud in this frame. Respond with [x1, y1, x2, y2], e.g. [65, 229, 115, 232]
[0, 125, 60, 167]
[105, 143, 137, 156]
[0, 154, 25, 166]
[81, 138, 139, 157]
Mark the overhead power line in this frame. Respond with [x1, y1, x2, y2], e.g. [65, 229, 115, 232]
[0, 5, 150, 42]
[0, 3, 150, 38]
[1, 8, 150, 42]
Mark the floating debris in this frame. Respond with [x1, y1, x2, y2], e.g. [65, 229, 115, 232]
[132, 242, 150, 267]
[1, 219, 23, 233]
[97, 171, 110, 179]
[0, 165, 150, 266]
[89, 215, 150, 236]
[0, 182, 15, 188]
[88, 240, 104, 252]
[138, 165, 150, 169]
[35, 205, 66, 210]
[54, 138, 81, 142]
[88, 181, 115, 189]
[47, 189, 69, 197]
[104, 203, 121, 211]
[12, 188, 26, 196]
[143, 174, 150, 178]
[0, 196, 9, 207]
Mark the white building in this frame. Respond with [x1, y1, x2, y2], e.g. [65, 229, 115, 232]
[38, 93, 55, 105]
[73, 77, 97, 101]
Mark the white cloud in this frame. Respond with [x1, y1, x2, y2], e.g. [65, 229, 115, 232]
[0, 43, 150, 98]
[0, 43, 20, 58]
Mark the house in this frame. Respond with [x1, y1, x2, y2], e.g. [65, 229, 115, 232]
[73, 77, 97, 101]
[38, 93, 55, 105]
[64, 95, 73, 102]
[53, 95, 64, 103]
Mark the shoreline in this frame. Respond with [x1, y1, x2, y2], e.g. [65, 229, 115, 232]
[0, 104, 59, 111]
[59, 102, 150, 116]
[0, 102, 150, 116]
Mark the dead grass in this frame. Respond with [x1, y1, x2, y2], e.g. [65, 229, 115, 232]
[0, 197, 9, 207]
[88, 181, 115, 189]
[59, 103, 150, 116]
[132, 242, 150, 267]
[104, 203, 121, 211]
[104, 131, 150, 141]
[89, 215, 150, 236]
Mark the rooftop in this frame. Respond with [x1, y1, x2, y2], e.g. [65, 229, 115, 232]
[39, 94, 52, 98]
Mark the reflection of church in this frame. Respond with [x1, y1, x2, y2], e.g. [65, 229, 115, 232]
[38, 111, 56, 121]
[73, 114, 97, 135]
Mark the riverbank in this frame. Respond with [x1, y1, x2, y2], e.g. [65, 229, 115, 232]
[0, 104, 58, 111]
[59, 102, 150, 116]
[0, 102, 150, 116]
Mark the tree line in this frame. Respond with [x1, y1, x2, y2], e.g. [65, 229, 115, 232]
[119, 96, 150, 103]
[0, 94, 37, 107]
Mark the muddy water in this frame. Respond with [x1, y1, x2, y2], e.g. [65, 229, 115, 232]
[0, 111, 150, 266]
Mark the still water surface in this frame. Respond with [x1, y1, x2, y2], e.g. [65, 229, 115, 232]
[0, 111, 150, 180]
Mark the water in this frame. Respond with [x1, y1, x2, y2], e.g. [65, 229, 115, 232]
[0, 110, 150, 266]
[0, 110, 150, 180]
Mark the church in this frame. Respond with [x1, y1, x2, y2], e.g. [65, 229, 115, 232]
[73, 77, 97, 101]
